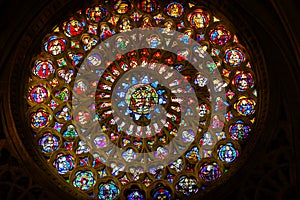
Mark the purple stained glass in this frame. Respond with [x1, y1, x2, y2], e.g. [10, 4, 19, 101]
[39, 132, 59, 153]
[94, 135, 107, 148]
[127, 189, 145, 200]
[229, 120, 251, 140]
[199, 162, 222, 182]
[28, 85, 49, 103]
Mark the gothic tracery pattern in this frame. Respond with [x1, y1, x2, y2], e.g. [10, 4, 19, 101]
[25, 0, 258, 199]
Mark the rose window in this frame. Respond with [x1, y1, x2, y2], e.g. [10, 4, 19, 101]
[25, 0, 259, 199]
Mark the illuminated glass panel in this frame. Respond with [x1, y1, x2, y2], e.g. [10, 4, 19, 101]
[25, 0, 258, 198]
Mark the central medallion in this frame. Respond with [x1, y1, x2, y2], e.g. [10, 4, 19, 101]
[126, 84, 158, 126]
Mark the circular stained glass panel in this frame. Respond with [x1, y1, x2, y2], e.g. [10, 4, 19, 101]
[25, 0, 259, 199]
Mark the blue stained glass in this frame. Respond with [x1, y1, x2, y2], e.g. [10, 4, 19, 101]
[156, 89, 165, 95]
[153, 188, 171, 200]
[199, 162, 221, 182]
[224, 48, 245, 67]
[53, 154, 75, 174]
[229, 120, 251, 140]
[98, 181, 120, 200]
[127, 190, 144, 200]
[185, 146, 201, 161]
[30, 109, 52, 129]
[73, 171, 96, 190]
[235, 98, 256, 116]
[150, 81, 158, 88]
[39, 132, 59, 153]
[132, 76, 138, 84]
[218, 143, 239, 163]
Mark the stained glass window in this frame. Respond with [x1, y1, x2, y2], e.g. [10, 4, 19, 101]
[25, 0, 258, 199]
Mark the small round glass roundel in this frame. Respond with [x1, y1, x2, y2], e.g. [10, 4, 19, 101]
[98, 181, 120, 200]
[224, 48, 245, 67]
[73, 171, 96, 191]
